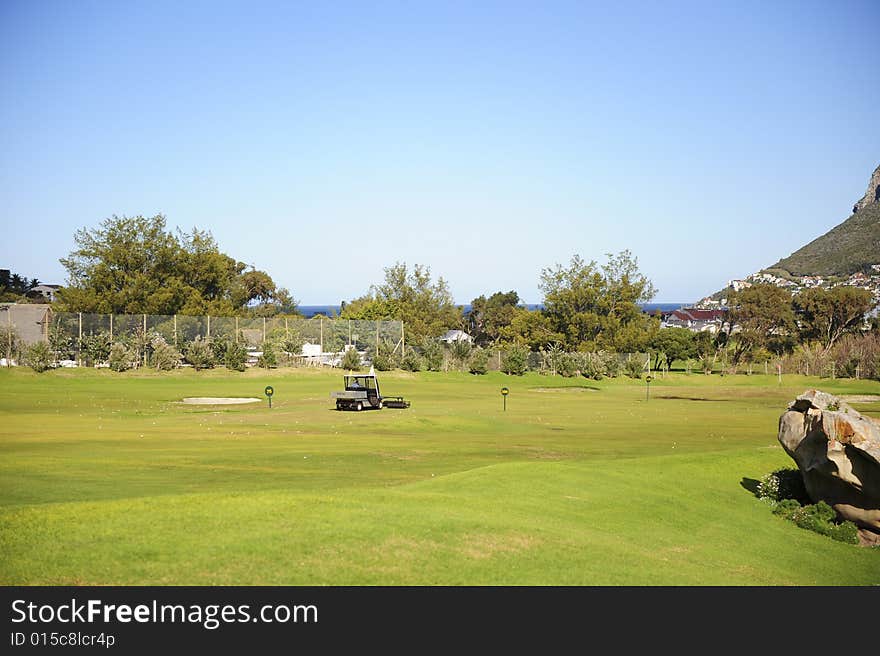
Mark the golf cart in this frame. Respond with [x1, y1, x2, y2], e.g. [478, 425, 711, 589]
[330, 370, 410, 411]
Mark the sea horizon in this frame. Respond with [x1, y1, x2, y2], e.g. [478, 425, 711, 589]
[297, 302, 688, 319]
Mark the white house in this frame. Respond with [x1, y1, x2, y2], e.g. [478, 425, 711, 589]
[439, 329, 473, 344]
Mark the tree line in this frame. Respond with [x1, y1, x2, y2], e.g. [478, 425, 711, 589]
[7, 213, 878, 379]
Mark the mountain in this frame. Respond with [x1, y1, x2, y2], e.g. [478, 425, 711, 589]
[699, 163, 880, 306]
[768, 163, 880, 277]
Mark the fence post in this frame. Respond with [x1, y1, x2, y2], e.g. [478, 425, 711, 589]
[401, 323, 405, 357]
[7, 305, 12, 364]
[207, 315, 211, 339]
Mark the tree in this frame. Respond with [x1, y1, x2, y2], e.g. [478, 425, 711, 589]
[497, 307, 562, 351]
[650, 328, 695, 370]
[793, 286, 875, 352]
[466, 291, 520, 346]
[722, 283, 795, 365]
[501, 343, 530, 375]
[539, 251, 656, 351]
[341, 262, 461, 342]
[57, 215, 295, 316]
[2, 269, 46, 302]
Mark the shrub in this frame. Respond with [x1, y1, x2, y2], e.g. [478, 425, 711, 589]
[773, 500, 859, 545]
[468, 348, 489, 375]
[402, 351, 423, 372]
[340, 347, 361, 370]
[450, 340, 472, 370]
[624, 354, 645, 379]
[150, 337, 181, 371]
[108, 342, 135, 372]
[257, 342, 278, 368]
[501, 344, 529, 375]
[23, 342, 53, 372]
[372, 353, 394, 371]
[576, 352, 608, 380]
[223, 341, 248, 372]
[48, 323, 75, 361]
[420, 338, 444, 372]
[184, 337, 215, 370]
[80, 332, 111, 367]
[0, 326, 22, 365]
[600, 351, 622, 378]
[756, 468, 808, 504]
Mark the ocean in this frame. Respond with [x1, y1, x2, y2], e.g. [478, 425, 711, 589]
[297, 302, 685, 319]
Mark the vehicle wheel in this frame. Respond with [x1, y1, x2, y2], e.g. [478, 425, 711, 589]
[356, 402, 363, 411]
[378, 400, 383, 409]
[336, 402, 343, 411]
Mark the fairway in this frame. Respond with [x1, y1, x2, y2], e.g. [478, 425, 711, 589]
[1, 367, 878, 585]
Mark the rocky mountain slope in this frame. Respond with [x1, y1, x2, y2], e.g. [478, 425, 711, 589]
[700, 164, 880, 306]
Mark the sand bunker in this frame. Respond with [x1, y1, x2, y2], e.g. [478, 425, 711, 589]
[181, 397, 262, 405]
[530, 387, 597, 393]
[841, 395, 880, 404]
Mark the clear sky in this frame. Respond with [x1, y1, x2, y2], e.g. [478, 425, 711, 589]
[1, 0, 878, 305]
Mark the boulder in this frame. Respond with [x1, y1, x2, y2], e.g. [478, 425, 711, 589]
[777, 390, 880, 538]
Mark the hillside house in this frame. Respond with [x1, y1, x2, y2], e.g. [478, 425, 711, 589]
[663, 308, 726, 333]
[26, 284, 62, 302]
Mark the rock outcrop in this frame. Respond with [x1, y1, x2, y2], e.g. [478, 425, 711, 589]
[852, 163, 880, 213]
[777, 390, 880, 539]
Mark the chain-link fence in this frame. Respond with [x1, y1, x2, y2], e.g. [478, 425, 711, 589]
[1, 305, 405, 368]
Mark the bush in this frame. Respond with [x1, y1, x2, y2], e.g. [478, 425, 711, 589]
[108, 342, 135, 372]
[257, 342, 278, 368]
[340, 347, 362, 370]
[184, 337, 215, 370]
[223, 341, 248, 371]
[0, 326, 23, 365]
[449, 340, 472, 370]
[80, 332, 111, 367]
[23, 342, 53, 372]
[48, 323, 75, 361]
[501, 344, 529, 375]
[372, 353, 394, 371]
[575, 352, 609, 380]
[420, 338, 444, 372]
[756, 468, 808, 504]
[469, 348, 489, 375]
[773, 500, 859, 545]
[624, 353, 645, 379]
[150, 337, 181, 371]
[402, 351, 423, 372]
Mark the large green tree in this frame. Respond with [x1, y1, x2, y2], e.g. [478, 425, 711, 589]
[793, 286, 875, 352]
[340, 262, 461, 342]
[722, 283, 795, 365]
[57, 215, 295, 316]
[466, 290, 520, 346]
[650, 327, 696, 370]
[539, 250, 657, 351]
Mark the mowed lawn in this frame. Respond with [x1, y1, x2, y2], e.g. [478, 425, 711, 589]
[1, 366, 878, 585]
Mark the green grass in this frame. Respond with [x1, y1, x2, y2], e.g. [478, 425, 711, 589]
[1, 366, 878, 585]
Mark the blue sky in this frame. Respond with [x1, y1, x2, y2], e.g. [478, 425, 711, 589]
[2, 0, 878, 305]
